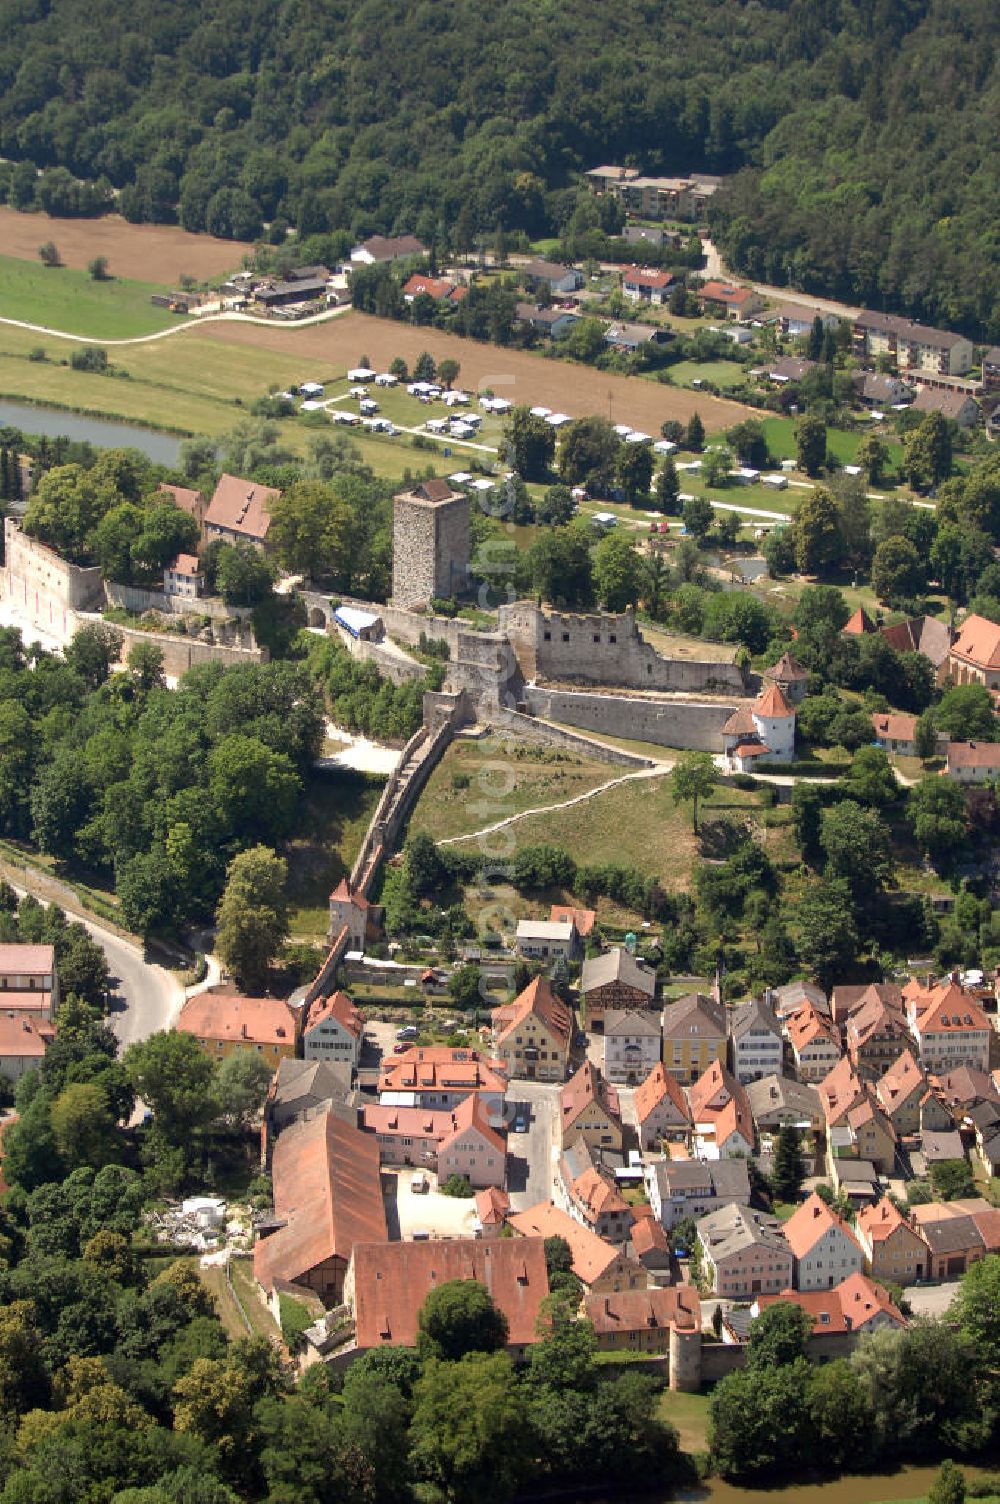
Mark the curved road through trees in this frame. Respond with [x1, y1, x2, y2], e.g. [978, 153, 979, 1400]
[10, 880, 184, 1048]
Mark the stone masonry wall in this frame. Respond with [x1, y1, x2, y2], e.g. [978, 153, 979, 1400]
[392, 493, 470, 608]
[108, 622, 267, 674]
[497, 601, 746, 695]
[522, 686, 737, 752]
[1, 520, 102, 641]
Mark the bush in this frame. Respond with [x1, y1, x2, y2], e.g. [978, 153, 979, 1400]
[278, 1292, 314, 1350]
[451, 772, 471, 791]
[439, 1174, 474, 1198]
[28, 346, 47, 362]
[70, 346, 110, 374]
[730, 773, 757, 791]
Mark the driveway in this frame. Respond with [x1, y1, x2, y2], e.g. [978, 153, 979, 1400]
[506, 1079, 560, 1210]
[903, 1280, 960, 1317]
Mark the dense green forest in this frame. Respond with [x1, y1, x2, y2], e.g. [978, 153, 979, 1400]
[0, 1, 996, 333]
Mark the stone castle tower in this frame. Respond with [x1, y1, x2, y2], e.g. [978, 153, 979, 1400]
[392, 479, 470, 609]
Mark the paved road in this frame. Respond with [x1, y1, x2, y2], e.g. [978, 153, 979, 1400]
[10, 879, 185, 1049]
[506, 1079, 560, 1210]
[903, 1280, 959, 1317]
[77, 918, 184, 1049]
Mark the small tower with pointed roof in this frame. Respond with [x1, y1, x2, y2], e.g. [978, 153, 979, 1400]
[764, 650, 809, 705]
[752, 682, 796, 761]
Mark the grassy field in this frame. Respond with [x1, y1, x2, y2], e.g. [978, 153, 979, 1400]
[0, 323, 458, 478]
[284, 770, 384, 940]
[420, 767, 797, 886]
[668, 358, 748, 391]
[406, 736, 615, 845]
[657, 1388, 711, 1452]
[761, 414, 904, 472]
[0, 255, 181, 338]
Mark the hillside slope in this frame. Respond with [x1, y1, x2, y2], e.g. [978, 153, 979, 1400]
[0, 0, 996, 334]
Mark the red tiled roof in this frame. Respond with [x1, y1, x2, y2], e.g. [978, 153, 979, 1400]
[509, 1201, 625, 1286]
[204, 473, 278, 543]
[584, 1285, 700, 1336]
[351, 1236, 549, 1349]
[722, 705, 757, 737]
[0, 992, 52, 1013]
[784, 1192, 863, 1260]
[253, 1111, 387, 1292]
[475, 1186, 510, 1227]
[768, 652, 809, 681]
[857, 1195, 914, 1245]
[909, 982, 990, 1036]
[634, 1062, 690, 1127]
[622, 265, 674, 290]
[560, 1061, 621, 1134]
[787, 1002, 840, 1053]
[177, 993, 297, 1048]
[876, 1050, 924, 1114]
[843, 606, 876, 635]
[549, 904, 596, 937]
[0, 945, 54, 974]
[0, 1013, 51, 1057]
[754, 683, 794, 719]
[950, 614, 1000, 672]
[329, 878, 371, 910]
[688, 1058, 745, 1120]
[438, 1092, 507, 1157]
[631, 1217, 670, 1258]
[492, 975, 573, 1051]
[946, 741, 1000, 772]
[871, 711, 917, 743]
[305, 990, 364, 1040]
[758, 1273, 903, 1333]
[379, 1047, 507, 1096]
[168, 552, 201, 577]
[402, 274, 456, 301]
[820, 1056, 865, 1125]
[699, 281, 756, 305]
[568, 1164, 629, 1220]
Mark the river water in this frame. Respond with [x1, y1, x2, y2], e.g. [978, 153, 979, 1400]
[669, 1461, 995, 1504]
[0, 398, 182, 467]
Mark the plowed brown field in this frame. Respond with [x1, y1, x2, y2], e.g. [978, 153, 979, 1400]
[0, 207, 249, 283]
[205, 310, 757, 431]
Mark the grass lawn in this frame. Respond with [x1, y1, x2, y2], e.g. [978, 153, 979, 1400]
[667, 358, 748, 391]
[284, 770, 384, 941]
[0, 254, 180, 338]
[437, 773, 795, 887]
[0, 323, 460, 478]
[761, 414, 904, 472]
[408, 736, 614, 845]
[657, 1388, 712, 1452]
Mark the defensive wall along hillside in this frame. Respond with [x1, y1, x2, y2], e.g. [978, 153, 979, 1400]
[520, 686, 736, 752]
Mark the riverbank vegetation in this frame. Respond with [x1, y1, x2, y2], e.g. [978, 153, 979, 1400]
[710, 1269, 1000, 1484]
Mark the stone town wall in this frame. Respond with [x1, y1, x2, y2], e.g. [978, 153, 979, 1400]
[488, 707, 653, 768]
[110, 622, 267, 673]
[522, 686, 736, 752]
[0, 519, 102, 641]
[338, 632, 426, 685]
[497, 601, 746, 695]
[105, 581, 254, 627]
